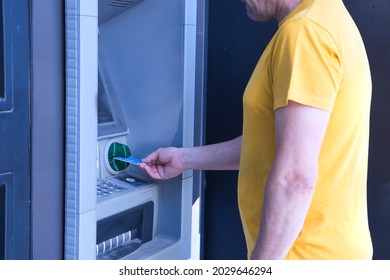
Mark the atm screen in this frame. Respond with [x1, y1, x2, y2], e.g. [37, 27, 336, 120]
[98, 74, 114, 124]
[97, 65, 128, 138]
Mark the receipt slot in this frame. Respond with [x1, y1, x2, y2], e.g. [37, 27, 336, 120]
[64, 0, 204, 260]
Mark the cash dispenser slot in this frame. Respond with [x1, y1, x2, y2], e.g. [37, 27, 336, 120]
[96, 201, 154, 260]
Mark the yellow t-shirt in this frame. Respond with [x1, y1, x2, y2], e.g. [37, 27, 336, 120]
[238, 0, 373, 259]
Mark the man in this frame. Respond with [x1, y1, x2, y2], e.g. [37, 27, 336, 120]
[140, 0, 373, 259]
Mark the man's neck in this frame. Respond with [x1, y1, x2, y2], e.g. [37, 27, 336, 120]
[275, 0, 302, 22]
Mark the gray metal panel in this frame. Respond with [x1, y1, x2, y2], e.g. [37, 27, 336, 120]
[30, 0, 65, 260]
[193, 0, 207, 259]
[65, 0, 98, 260]
[64, 0, 81, 259]
[193, 0, 207, 194]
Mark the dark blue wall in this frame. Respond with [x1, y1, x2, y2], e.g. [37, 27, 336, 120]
[344, 0, 390, 260]
[204, 0, 390, 260]
[204, 0, 277, 260]
[0, 0, 31, 260]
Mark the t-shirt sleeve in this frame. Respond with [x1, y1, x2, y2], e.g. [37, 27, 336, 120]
[272, 19, 341, 112]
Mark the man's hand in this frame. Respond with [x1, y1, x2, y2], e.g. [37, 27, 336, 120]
[140, 136, 242, 180]
[140, 147, 185, 180]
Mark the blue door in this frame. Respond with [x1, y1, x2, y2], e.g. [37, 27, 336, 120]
[0, 0, 30, 259]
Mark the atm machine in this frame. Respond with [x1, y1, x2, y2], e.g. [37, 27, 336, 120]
[64, 0, 205, 259]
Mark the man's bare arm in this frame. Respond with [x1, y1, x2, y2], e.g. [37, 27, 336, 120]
[251, 101, 330, 259]
[140, 136, 242, 180]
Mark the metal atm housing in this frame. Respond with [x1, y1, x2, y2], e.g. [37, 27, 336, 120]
[64, 0, 203, 259]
